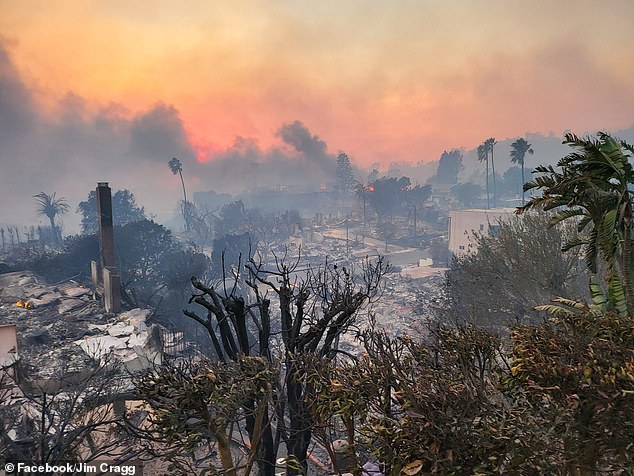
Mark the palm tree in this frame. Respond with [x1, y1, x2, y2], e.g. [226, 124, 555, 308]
[484, 138, 497, 207]
[168, 157, 190, 231]
[33, 192, 70, 247]
[477, 144, 490, 208]
[519, 132, 634, 315]
[353, 180, 369, 226]
[510, 138, 534, 205]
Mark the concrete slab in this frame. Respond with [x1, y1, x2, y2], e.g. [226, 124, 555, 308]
[107, 324, 135, 337]
[30, 292, 62, 307]
[63, 287, 91, 298]
[57, 299, 85, 314]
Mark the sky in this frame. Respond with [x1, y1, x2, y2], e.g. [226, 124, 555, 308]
[1, 0, 634, 230]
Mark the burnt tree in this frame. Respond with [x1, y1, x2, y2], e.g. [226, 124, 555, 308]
[183, 251, 388, 475]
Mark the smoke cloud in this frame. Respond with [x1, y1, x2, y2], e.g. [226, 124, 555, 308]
[0, 42, 341, 233]
[192, 120, 338, 192]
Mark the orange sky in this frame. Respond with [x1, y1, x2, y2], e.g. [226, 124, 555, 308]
[2, 0, 634, 165]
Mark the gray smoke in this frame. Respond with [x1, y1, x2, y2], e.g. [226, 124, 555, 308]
[0, 42, 340, 233]
[194, 120, 338, 192]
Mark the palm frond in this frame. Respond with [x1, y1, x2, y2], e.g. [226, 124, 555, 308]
[607, 270, 628, 317]
[549, 208, 585, 227]
[535, 302, 581, 318]
[589, 276, 608, 307]
[168, 157, 183, 175]
[561, 236, 589, 252]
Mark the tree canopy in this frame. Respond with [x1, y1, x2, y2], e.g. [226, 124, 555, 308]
[336, 152, 355, 195]
[33, 192, 70, 246]
[431, 149, 463, 184]
[366, 176, 430, 219]
[519, 132, 634, 315]
[445, 212, 588, 329]
[77, 189, 146, 234]
[510, 137, 534, 204]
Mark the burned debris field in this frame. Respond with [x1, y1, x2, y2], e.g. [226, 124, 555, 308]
[2, 2, 634, 475]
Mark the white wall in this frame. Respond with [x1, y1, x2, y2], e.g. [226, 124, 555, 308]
[448, 208, 515, 257]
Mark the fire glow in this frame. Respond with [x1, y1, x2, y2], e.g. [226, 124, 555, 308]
[16, 299, 32, 309]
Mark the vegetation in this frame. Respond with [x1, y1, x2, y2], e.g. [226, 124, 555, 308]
[33, 192, 70, 247]
[114, 219, 209, 309]
[510, 137, 534, 205]
[477, 138, 497, 208]
[519, 132, 634, 316]
[430, 149, 463, 185]
[336, 152, 355, 195]
[6, 132, 634, 475]
[134, 255, 389, 475]
[168, 157, 192, 232]
[445, 212, 588, 328]
[450, 182, 483, 208]
[77, 189, 146, 234]
[0, 357, 140, 466]
[25, 219, 208, 311]
[134, 355, 276, 476]
[305, 308, 634, 474]
[366, 176, 431, 221]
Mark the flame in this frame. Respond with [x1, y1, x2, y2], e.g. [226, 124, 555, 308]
[320, 183, 327, 191]
[16, 299, 32, 309]
[367, 185, 375, 192]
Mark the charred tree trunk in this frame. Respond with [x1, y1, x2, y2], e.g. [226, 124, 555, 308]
[48, 215, 59, 247]
[244, 399, 276, 476]
[286, 366, 312, 475]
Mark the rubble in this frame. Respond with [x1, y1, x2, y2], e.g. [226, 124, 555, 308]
[267, 230, 447, 352]
[0, 271, 163, 380]
[1, 223, 448, 375]
[77, 309, 162, 371]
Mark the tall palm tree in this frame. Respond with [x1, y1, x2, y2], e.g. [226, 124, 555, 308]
[519, 132, 634, 315]
[168, 157, 190, 231]
[353, 181, 368, 226]
[484, 138, 497, 207]
[510, 138, 534, 205]
[477, 143, 490, 208]
[33, 192, 70, 247]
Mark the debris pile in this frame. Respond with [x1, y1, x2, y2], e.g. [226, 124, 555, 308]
[266, 232, 447, 351]
[77, 308, 162, 371]
[0, 271, 162, 380]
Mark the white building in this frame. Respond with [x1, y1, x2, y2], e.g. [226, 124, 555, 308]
[448, 208, 516, 257]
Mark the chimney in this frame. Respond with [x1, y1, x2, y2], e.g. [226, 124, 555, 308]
[95, 182, 121, 313]
[96, 183, 116, 269]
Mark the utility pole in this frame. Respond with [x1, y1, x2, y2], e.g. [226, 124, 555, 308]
[346, 213, 350, 258]
[362, 192, 366, 227]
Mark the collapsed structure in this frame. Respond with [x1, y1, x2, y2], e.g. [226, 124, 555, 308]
[0, 183, 171, 464]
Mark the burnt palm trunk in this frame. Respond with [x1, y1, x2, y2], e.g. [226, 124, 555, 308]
[48, 215, 59, 247]
[178, 170, 189, 231]
[286, 364, 312, 475]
